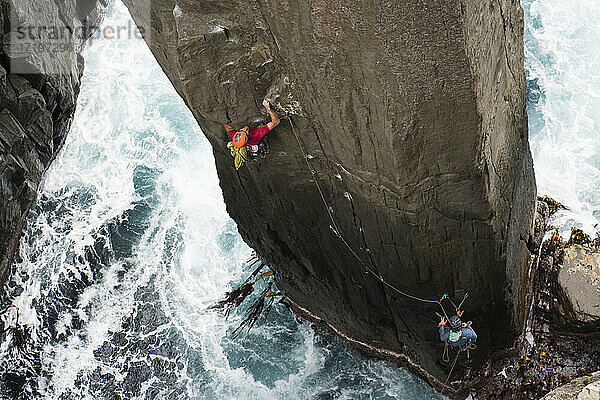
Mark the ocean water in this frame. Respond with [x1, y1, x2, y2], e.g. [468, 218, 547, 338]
[523, 0, 600, 236]
[0, 1, 438, 399]
[1, 0, 598, 398]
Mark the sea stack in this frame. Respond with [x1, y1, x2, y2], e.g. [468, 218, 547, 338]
[121, 0, 537, 390]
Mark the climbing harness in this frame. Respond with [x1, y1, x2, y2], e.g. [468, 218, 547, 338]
[442, 337, 476, 361]
[287, 113, 453, 318]
[249, 141, 270, 159]
[449, 330, 462, 343]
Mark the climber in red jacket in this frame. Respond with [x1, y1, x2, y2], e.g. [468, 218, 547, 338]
[224, 99, 280, 159]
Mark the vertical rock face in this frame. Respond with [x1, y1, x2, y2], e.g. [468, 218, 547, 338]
[123, 0, 536, 389]
[0, 0, 106, 284]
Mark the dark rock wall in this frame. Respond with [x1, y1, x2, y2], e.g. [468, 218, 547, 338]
[0, 0, 106, 284]
[461, 0, 536, 329]
[122, 0, 536, 388]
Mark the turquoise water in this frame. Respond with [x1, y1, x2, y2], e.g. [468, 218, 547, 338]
[0, 1, 438, 399]
[1, 0, 598, 398]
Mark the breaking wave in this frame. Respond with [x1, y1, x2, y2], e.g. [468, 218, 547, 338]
[524, 0, 600, 235]
[2, 0, 597, 398]
[0, 1, 438, 399]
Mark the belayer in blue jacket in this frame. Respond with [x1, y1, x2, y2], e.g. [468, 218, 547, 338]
[439, 310, 477, 351]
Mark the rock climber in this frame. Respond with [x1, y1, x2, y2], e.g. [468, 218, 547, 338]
[439, 310, 477, 351]
[224, 99, 280, 169]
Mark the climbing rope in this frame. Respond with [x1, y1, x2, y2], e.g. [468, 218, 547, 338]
[465, 341, 477, 360]
[440, 348, 462, 398]
[441, 292, 469, 313]
[442, 341, 450, 363]
[287, 114, 450, 319]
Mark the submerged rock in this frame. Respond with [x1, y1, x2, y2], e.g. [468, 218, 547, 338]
[122, 0, 536, 393]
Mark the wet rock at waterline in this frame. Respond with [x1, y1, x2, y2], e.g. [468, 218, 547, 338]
[122, 0, 536, 393]
[471, 201, 600, 399]
[0, 0, 107, 284]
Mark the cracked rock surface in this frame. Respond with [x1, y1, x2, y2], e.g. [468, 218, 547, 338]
[122, 0, 537, 392]
[0, 0, 106, 284]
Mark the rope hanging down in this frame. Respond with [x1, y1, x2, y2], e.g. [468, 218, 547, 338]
[440, 348, 461, 398]
[287, 114, 449, 318]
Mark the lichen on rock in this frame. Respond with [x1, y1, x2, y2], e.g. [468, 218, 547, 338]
[542, 373, 600, 400]
[554, 245, 600, 328]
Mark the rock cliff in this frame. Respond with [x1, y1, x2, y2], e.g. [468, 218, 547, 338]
[542, 373, 600, 400]
[471, 202, 600, 399]
[0, 0, 106, 284]
[122, 0, 536, 392]
[552, 245, 600, 330]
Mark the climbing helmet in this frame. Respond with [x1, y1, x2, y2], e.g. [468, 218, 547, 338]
[449, 315, 462, 331]
[232, 130, 248, 148]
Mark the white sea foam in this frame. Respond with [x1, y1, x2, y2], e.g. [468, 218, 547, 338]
[524, 0, 600, 236]
[2, 1, 441, 399]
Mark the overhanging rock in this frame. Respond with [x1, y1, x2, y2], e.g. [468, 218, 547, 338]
[123, 0, 537, 390]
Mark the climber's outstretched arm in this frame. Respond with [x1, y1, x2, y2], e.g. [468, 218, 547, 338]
[263, 100, 280, 131]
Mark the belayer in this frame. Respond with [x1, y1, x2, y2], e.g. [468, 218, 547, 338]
[224, 99, 280, 170]
[439, 310, 477, 351]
